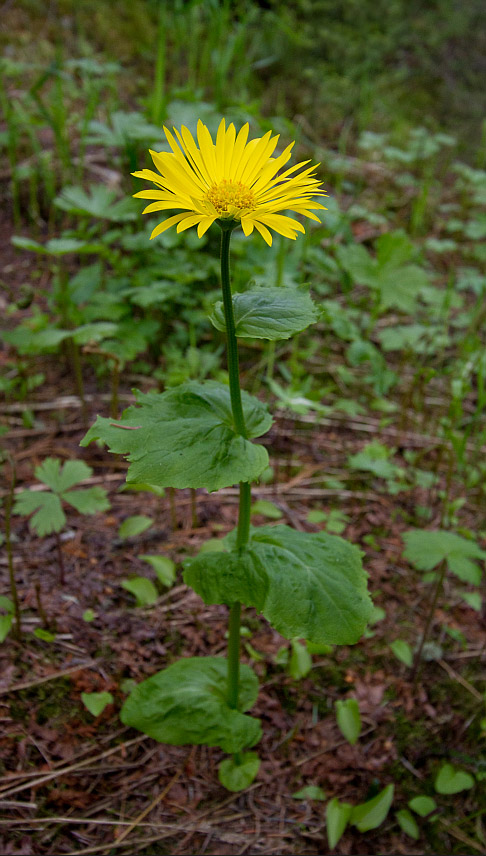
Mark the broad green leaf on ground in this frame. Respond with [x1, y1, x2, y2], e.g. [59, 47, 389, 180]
[81, 381, 272, 492]
[81, 691, 114, 717]
[350, 784, 394, 831]
[251, 499, 283, 519]
[293, 785, 326, 801]
[408, 795, 437, 817]
[378, 323, 448, 354]
[218, 752, 260, 792]
[55, 185, 138, 221]
[118, 515, 153, 539]
[210, 287, 317, 340]
[403, 530, 486, 585]
[326, 798, 353, 849]
[184, 525, 372, 645]
[434, 764, 474, 794]
[335, 698, 362, 745]
[396, 809, 419, 839]
[121, 577, 158, 607]
[348, 441, 402, 481]
[289, 639, 312, 679]
[0, 598, 14, 643]
[120, 657, 261, 753]
[2, 326, 72, 353]
[337, 230, 430, 313]
[140, 555, 176, 586]
[12, 235, 104, 255]
[390, 639, 414, 667]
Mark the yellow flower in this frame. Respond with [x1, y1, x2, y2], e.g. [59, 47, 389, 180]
[133, 118, 327, 246]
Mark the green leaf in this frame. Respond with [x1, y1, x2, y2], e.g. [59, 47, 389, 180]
[251, 499, 283, 519]
[121, 577, 158, 607]
[0, 596, 14, 614]
[335, 698, 361, 745]
[82, 609, 96, 622]
[55, 185, 137, 222]
[289, 639, 312, 679]
[292, 785, 326, 801]
[403, 530, 486, 585]
[218, 752, 260, 792]
[0, 615, 13, 643]
[326, 798, 352, 849]
[434, 764, 474, 794]
[390, 639, 413, 667]
[13, 490, 66, 536]
[63, 487, 110, 515]
[35, 458, 92, 493]
[12, 235, 102, 255]
[210, 287, 317, 340]
[140, 555, 176, 587]
[81, 691, 114, 716]
[460, 591, 482, 611]
[81, 381, 272, 492]
[350, 784, 394, 831]
[396, 809, 419, 840]
[33, 628, 56, 642]
[408, 795, 437, 817]
[184, 525, 372, 645]
[348, 441, 399, 480]
[118, 515, 153, 539]
[120, 657, 261, 753]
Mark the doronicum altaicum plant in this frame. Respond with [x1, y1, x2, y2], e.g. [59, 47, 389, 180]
[81, 119, 372, 792]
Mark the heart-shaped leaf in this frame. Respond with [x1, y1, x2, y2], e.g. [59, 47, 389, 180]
[218, 752, 260, 792]
[82, 691, 114, 717]
[121, 657, 261, 753]
[434, 763, 474, 794]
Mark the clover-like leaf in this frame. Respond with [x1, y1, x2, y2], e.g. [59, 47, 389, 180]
[63, 487, 111, 515]
[35, 458, 92, 494]
[13, 490, 66, 536]
[210, 287, 317, 340]
[120, 657, 261, 754]
[81, 381, 272, 492]
[403, 530, 486, 585]
[184, 525, 372, 645]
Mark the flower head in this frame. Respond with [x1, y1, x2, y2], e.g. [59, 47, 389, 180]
[133, 118, 327, 246]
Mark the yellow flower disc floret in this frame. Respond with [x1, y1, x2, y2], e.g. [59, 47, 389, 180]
[205, 179, 256, 218]
[132, 118, 327, 246]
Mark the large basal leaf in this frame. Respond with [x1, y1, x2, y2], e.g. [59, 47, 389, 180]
[210, 287, 317, 340]
[120, 657, 261, 754]
[184, 525, 372, 645]
[81, 381, 272, 492]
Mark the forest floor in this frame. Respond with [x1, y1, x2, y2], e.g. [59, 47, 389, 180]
[1, 210, 485, 855]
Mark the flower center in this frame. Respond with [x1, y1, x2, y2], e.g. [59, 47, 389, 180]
[205, 179, 255, 217]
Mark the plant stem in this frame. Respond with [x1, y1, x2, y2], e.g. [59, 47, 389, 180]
[411, 557, 448, 684]
[4, 461, 21, 640]
[219, 223, 252, 710]
[55, 532, 66, 586]
[219, 226, 247, 438]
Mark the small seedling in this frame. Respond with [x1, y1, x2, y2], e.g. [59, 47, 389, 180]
[14, 458, 110, 584]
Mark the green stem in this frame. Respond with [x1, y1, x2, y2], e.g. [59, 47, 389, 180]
[227, 600, 241, 709]
[219, 226, 247, 438]
[219, 223, 252, 710]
